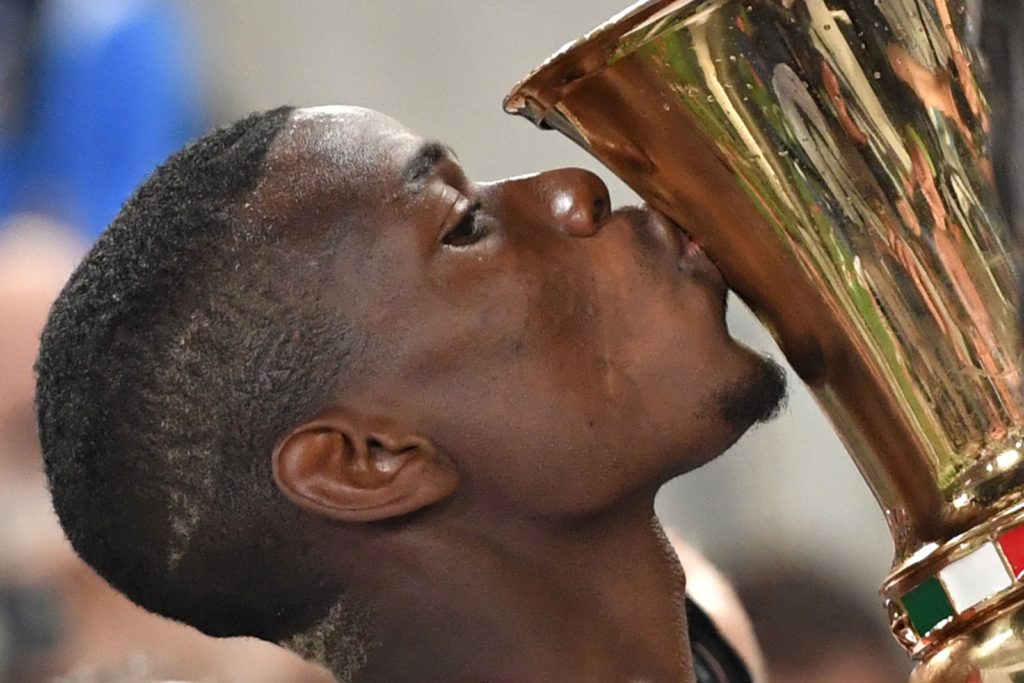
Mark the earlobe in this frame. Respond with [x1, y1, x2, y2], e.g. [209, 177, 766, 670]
[271, 411, 459, 523]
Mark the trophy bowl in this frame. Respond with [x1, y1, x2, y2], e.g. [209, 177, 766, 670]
[505, 1, 1024, 679]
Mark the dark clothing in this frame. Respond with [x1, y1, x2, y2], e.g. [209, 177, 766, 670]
[687, 598, 753, 683]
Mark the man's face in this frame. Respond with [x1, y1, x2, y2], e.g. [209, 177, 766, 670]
[261, 106, 783, 520]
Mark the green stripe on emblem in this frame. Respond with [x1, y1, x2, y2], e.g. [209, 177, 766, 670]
[901, 576, 954, 636]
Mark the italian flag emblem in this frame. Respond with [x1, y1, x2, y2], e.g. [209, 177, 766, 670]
[901, 526, 1024, 637]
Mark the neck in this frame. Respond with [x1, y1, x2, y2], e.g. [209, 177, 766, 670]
[290, 498, 694, 683]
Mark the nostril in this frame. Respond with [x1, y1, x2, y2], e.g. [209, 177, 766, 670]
[533, 168, 612, 237]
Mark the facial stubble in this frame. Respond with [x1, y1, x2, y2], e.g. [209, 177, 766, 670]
[716, 352, 788, 430]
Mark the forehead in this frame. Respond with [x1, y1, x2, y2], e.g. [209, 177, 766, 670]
[283, 106, 421, 180]
[250, 106, 426, 229]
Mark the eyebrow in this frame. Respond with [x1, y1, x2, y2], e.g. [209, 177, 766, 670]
[402, 140, 457, 185]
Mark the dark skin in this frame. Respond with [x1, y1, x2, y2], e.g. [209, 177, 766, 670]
[259, 106, 777, 683]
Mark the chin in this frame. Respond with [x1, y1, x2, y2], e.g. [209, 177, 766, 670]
[656, 349, 787, 482]
[715, 348, 788, 433]
[694, 346, 788, 456]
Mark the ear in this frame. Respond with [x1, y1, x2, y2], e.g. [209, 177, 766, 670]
[271, 409, 459, 522]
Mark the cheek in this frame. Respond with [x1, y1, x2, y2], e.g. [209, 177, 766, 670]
[397, 288, 630, 514]
[414, 357, 620, 517]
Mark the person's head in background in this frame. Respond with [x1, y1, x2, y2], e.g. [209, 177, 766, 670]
[733, 565, 910, 683]
[35, 104, 786, 682]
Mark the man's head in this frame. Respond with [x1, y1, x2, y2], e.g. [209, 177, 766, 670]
[35, 105, 784, 657]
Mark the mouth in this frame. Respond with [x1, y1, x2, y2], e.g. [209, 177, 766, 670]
[601, 204, 724, 289]
[646, 207, 705, 262]
[637, 205, 727, 293]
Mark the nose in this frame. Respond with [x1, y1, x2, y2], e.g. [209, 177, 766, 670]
[530, 168, 612, 238]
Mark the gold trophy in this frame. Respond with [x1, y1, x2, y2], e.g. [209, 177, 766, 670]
[505, 0, 1024, 680]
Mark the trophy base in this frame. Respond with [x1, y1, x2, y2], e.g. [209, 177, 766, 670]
[910, 594, 1024, 683]
[883, 498, 1024, 655]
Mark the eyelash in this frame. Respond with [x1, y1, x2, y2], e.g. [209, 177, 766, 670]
[441, 199, 485, 248]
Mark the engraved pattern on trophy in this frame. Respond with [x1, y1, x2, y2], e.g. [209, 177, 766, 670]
[507, 0, 1024, 679]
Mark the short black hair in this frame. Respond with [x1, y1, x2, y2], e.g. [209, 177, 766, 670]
[35, 106, 356, 641]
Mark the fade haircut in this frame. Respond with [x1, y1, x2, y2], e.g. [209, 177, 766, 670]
[35, 107, 359, 644]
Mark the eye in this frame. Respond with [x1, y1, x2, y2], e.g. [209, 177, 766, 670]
[442, 200, 485, 248]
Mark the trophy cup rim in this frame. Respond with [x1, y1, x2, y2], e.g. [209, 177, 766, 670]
[503, 0, 710, 126]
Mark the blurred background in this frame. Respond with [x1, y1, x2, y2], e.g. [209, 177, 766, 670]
[1, 0, 912, 680]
